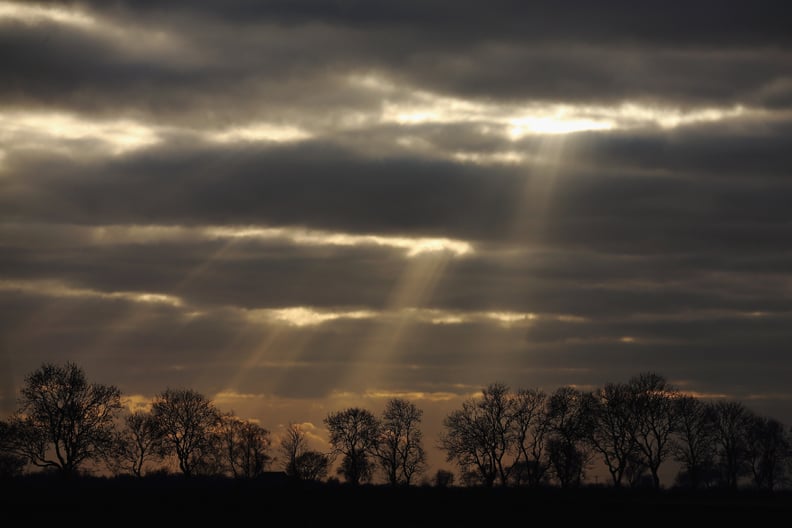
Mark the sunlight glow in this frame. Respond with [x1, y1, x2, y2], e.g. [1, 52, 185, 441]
[7, 223, 474, 259]
[361, 390, 463, 402]
[745, 393, 792, 401]
[239, 307, 580, 328]
[209, 123, 313, 143]
[450, 151, 528, 165]
[246, 307, 377, 327]
[615, 103, 749, 128]
[0, 279, 183, 307]
[339, 250, 455, 394]
[214, 391, 271, 403]
[508, 116, 613, 137]
[0, 1, 96, 29]
[329, 388, 469, 404]
[0, 111, 160, 154]
[121, 394, 155, 412]
[410, 309, 583, 327]
[1, 274, 590, 331]
[678, 391, 730, 400]
[348, 73, 760, 139]
[206, 225, 474, 258]
[0, 1, 187, 60]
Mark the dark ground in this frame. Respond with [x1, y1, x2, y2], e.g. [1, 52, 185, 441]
[2, 475, 791, 524]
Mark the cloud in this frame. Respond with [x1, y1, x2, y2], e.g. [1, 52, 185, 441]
[2, 0, 791, 131]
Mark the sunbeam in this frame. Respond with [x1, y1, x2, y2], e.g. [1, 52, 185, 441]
[339, 251, 456, 393]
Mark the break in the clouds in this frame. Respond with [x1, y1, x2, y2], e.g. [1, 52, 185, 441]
[2, 0, 792, 476]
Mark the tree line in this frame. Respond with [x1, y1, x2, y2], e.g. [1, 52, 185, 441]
[1, 362, 790, 491]
[440, 373, 790, 491]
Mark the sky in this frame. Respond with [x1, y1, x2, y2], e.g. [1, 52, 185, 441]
[2, 1, 792, 482]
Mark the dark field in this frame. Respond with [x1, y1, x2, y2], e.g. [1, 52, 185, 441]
[3, 476, 791, 524]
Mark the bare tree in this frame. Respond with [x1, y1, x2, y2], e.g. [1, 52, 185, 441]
[280, 422, 309, 476]
[546, 386, 592, 488]
[110, 410, 163, 477]
[439, 383, 517, 487]
[671, 395, 716, 489]
[0, 421, 27, 477]
[2, 362, 122, 477]
[150, 388, 222, 477]
[324, 407, 380, 485]
[433, 468, 455, 488]
[745, 415, 789, 490]
[440, 403, 493, 486]
[292, 451, 330, 481]
[585, 382, 640, 487]
[510, 388, 550, 487]
[279, 422, 329, 481]
[376, 398, 427, 486]
[219, 413, 272, 479]
[628, 372, 678, 489]
[709, 400, 752, 489]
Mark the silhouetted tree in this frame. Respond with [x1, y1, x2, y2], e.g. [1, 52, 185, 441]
[376, 398, 426, 486]
[293, 450, 330, 481]
[628, 372, 678, 489]
[109, 410, 163, 477]
[324, 407, 380, 485]
[710, 400, 752, 489]
[0, 421, 27, 477]
[280, 422, 308, 476]
[219, 413, 272, 478]
[671, 395, 716, 489]
[624, 452, 651, 488]
[546, 386, 592, 487]
[510, 388, 550, 487]
[433, 468, 455, 488]
[1, 362, 122, 477]
[0, 452, 26, 478]
[585, 382, 639, 487]
[440, 383, 516, 487]
[150, 388, 222, 477]
[745, 414, 788, 490]
[279, 422, 330, 481]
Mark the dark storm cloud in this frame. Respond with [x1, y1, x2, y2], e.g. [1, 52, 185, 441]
[571, 119, 792, 179]
[81, 0, 792, 48]
[0, 287, 376, 396]
[5, 283, 790, 393]
[433, 259, 792, 317]
[391, 47, 792, 108]
[2, 0, 790, 120]
[4, 221, 792, 323]
[0, 18, 363, 123]
[3, 117, 792, 253]
[0, 141, 526, 237]
[0, 233, 407, 309]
